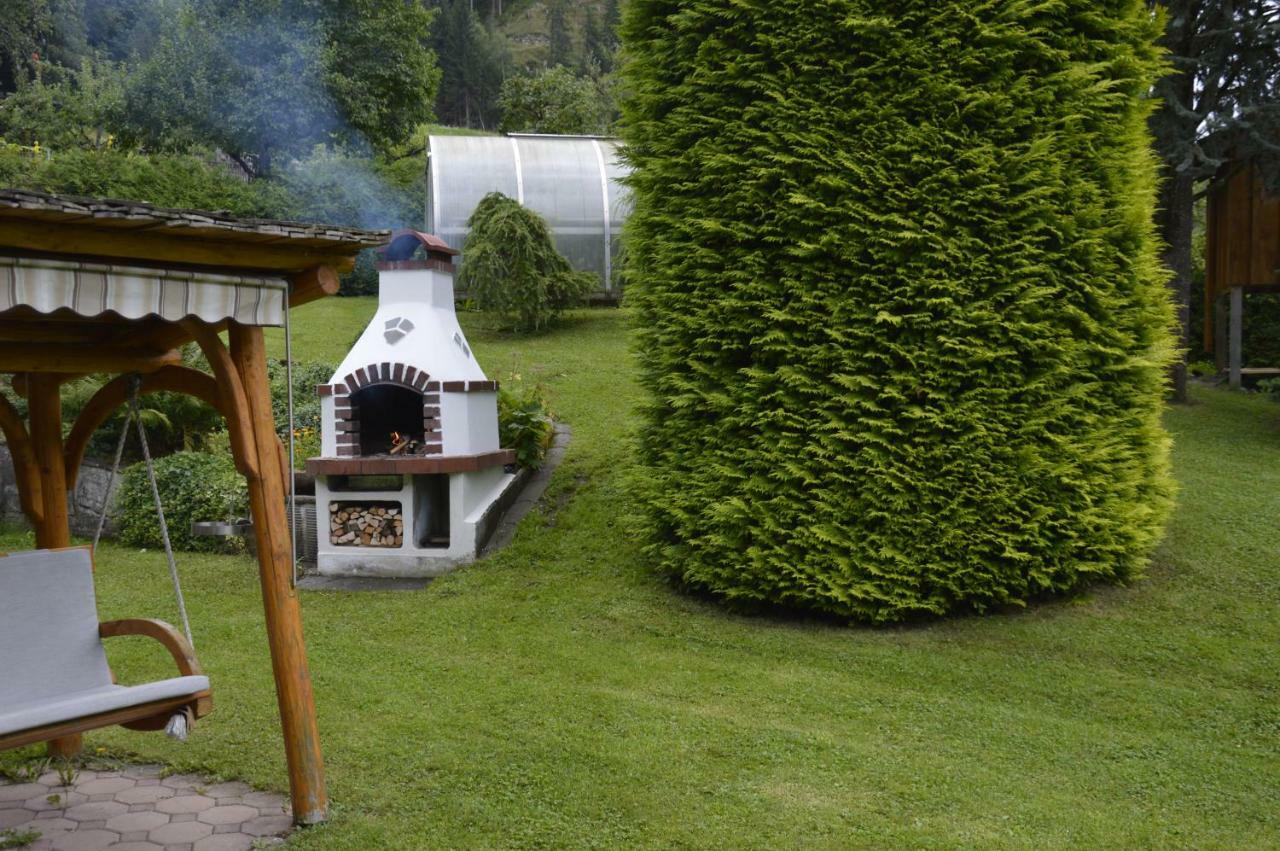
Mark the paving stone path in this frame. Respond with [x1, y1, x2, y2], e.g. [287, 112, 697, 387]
[0, 764, 291, 850]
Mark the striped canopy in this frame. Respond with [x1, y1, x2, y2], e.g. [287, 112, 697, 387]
[0, 255, 288, 326]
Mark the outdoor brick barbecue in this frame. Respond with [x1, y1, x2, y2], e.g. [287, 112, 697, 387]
[306, 231, 516, 577]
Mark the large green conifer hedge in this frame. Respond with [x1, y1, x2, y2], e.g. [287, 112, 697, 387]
[621, 1, 1177, 622]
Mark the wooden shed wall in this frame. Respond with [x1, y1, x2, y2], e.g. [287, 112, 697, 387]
[1205, 162, 1280, 349]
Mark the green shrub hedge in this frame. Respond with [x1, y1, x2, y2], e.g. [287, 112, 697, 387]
[621, 0, 1177, 622]
[0, 145, 291, 217]
[116, 451, 248, 553]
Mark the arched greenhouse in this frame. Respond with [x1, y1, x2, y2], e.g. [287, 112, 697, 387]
[426, 134, 631, 293]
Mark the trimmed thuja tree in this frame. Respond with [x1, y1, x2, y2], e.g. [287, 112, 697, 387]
[621, 1, 1177, 622]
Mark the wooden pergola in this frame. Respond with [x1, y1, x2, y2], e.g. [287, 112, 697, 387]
[0, 189, 387, 824]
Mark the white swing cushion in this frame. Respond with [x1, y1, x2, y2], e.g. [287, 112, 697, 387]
[0, 548, 209, 737]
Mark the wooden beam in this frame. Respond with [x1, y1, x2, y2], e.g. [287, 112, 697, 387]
[100, 619, 206, 679]
[229, 323, 328, 825]
[0, 692, 211, 752]
[0, 388, 41, 523]
[0, 218, 360, 274]
[1229, 286, 1243, 390]
[0, 343, 181, 375]
[1215, 293, 1228, 373]
[0, 309, 176, 354]
[0, 321, 121, 345]
[290, 265, 341, 308]
[63, 366, 225, 489]
[28, 375, 69, 549]
[62, 361, 292, 497]
[183, 321, 260, 481]
[104, 319, 213, 361]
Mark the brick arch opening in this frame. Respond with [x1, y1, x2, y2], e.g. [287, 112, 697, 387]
[328, 363, 442, 457]
[350, 383, 424, 455]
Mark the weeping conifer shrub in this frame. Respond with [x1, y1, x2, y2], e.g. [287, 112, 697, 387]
[620, 0, 1177, 622]
[457, 192, 594, 332]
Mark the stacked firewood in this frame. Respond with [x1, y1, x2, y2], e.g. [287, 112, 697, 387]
[329, 504, 404, 547]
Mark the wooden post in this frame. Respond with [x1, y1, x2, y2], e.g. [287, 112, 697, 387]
[1229, 286, 1243, 390]
[27, 373, 83, 758]
[0, 390, 43, 524]
[227, 323, 327, 825]
[28, 375, 69, 549]
[1214, 293, 1228, 373]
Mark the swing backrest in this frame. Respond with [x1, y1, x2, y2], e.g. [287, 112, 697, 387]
[0, 548, 113, 710]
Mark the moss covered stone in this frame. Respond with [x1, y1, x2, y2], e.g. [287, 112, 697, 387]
[620, 0, 1177, 622]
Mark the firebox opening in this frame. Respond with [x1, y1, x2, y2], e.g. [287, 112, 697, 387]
[413, 475, 450, 549]
[351, 383, 424, 455]
[329, 474, 403, 492]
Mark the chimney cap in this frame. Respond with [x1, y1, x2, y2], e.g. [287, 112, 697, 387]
[380, 229, 458, 263]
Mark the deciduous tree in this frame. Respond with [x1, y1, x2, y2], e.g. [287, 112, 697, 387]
[122, 0, 439, 174]
[499, 65, 606, 135]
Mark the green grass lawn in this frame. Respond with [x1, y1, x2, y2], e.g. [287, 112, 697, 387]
[5, 301, 1279, 848]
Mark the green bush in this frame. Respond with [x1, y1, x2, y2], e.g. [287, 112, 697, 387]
[1241, 293, 1280, 368]
[456, 192, 594, 332]
[498, 385, 555, 470]
[267, 359, 333, 442]
[116, 451, 248, 553]
[268, 359, 334, 469]
[621, 1, 1176, 622]
[1256, 377, 1280, 401]
[0, 145, 291, 218]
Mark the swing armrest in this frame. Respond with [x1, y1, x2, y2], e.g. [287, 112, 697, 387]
[100, 619, 204, 678]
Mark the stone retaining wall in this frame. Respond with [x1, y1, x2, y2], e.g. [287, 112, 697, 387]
[0, 442, 121, 537]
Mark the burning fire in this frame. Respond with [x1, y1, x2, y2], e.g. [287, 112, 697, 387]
[388, 431, 422, 456]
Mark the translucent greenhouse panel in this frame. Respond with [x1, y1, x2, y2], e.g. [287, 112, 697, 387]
[514, 136, 608, 280]
[601, 141, 631, 291]
[425, 134, 633, 290]
[427, 136, 519, 253]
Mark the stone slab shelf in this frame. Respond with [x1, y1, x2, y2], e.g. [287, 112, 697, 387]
[306, 450, 514, 476]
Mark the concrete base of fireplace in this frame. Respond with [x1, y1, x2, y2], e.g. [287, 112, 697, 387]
[317, 550, 477, 579]
[313, 462, 519, 579]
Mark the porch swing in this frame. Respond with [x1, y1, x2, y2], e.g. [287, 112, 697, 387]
[0, 379, 213, 750]
[0, 306, 310, 753]
[0, 189, 381, 823]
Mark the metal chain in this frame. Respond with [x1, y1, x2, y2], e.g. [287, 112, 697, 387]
[92, 404, 133, 556]
[129, 377, 194, 647]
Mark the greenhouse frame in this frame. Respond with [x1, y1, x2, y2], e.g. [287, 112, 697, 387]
[425, 134, 631, 292]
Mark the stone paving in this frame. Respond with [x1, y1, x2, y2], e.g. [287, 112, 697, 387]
[0, 764, 291, 850]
